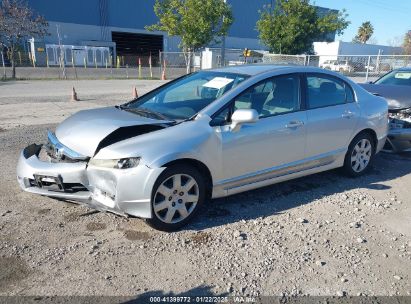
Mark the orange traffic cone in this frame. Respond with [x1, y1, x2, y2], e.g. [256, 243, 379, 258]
[161, 59, 167, 80]
[132, 86, 138, 99]
[71, 86, 79, 101]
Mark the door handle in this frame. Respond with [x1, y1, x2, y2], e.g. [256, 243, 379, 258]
[342, 111, 354, 119]
[286, 120, 304, 128]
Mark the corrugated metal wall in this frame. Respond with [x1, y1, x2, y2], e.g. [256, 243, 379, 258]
[26, 0, 273, 40]
[25, 0, 334, 53]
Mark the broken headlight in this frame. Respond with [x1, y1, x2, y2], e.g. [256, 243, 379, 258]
[89, 157, 141, 169]
[388, 109, 411, 129]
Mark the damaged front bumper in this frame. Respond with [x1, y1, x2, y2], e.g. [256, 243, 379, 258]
[16, 144, 165, 218]
[385, 109, 411, 152]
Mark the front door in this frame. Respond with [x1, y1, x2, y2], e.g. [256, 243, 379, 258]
[214, 74, 307, 188]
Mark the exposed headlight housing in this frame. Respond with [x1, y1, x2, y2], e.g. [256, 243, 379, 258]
[388, 110, 411, 129]
[89, 157, 141, 169]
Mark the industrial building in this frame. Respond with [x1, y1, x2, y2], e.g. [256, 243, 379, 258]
[25, 0, 336, 66]
[314, 41, 403, 57]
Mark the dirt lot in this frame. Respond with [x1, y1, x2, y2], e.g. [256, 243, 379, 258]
[0, 80, 410, 299]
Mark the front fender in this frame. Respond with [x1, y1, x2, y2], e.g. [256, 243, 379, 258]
[94, 117, 224, 184]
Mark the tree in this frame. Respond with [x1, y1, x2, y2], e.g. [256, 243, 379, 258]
[0, 0, 48, 79]
[256, 0, 349, 55]
[352, 21, 374, 44]
[146, 0, 233, 73]
[403, 31, 411, 55]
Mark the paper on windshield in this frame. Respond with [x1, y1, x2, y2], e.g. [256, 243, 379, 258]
[394, 72, 411, 79]
[202, 77, 234, 89]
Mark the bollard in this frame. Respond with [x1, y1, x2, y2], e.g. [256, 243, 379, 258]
[149, 53, 153, 79]
[138, 57, 142, 79]
[161, 59, 167, 80]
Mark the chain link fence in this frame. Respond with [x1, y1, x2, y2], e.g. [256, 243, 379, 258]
[2, 48, 411, 82]
[159, 51, 202, 79]
[1, 50, 34, 67]
[262, 54, 411, 82]
[1, 50, 164, 80]
[262, 54, 308, 66]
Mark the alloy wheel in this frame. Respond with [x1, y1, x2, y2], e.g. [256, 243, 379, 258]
[351, 139, 372, 173]
[153, 174, 199, 224]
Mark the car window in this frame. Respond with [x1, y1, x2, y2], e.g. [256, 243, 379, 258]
[306, 74, 351, 109]
[124, 71, 248, 120]
[163, 78, 209, 102]
[374, 70, 411, 86]
[233, 74, 300, 118]
[210, 106, 231, 126]
[345, 84, 355, 103]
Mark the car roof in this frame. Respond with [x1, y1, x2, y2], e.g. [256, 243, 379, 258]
[396, 67, 411, 71]
[208, 64, 355, 80]
[209, 64, 302, 76]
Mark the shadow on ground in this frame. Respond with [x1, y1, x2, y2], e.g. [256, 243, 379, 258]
[186, 152, 411, 230]
[3, 124, 410, 232]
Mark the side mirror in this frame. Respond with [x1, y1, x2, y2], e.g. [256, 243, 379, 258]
[230, 109, 259, 132]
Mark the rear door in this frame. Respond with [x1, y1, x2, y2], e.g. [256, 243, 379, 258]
[304, 73, 359, 159]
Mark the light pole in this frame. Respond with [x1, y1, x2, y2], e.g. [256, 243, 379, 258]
[220, 0, 227, 67]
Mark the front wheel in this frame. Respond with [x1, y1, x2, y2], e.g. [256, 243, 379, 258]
[146, 164, 206, 231]
[342, 133, 375, 177]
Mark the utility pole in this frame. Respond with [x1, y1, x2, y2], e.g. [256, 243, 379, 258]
[56, 24, 67, 79]
[376, 49, 382, 73]
[1, 46, 6, 79]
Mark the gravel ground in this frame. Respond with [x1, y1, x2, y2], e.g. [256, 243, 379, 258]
[0, 80, 410, 298]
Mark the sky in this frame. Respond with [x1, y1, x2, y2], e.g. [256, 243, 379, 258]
[313, 0, 411, 46]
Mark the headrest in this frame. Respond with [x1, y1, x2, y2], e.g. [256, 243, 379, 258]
[320, 82, 337, 94]
[274, 78, 294, 93]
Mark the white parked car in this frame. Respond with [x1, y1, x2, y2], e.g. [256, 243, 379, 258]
[17, 65, 388, 231]
[321, 60, 354, 73]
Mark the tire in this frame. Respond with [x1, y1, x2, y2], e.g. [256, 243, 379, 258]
[342, 132, 375, 177]
[146, 164, 206, 231]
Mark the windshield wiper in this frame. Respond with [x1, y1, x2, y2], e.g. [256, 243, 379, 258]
[125, 107, 171, 121]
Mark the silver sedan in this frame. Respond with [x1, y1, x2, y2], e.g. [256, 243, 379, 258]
[17, 65, 388, 231]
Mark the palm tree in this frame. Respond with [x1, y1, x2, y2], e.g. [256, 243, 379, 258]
[353, 21, 374, 44]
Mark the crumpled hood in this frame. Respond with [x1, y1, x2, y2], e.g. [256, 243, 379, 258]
[359, 83, 411, 111]
[55, 106, 171, 157]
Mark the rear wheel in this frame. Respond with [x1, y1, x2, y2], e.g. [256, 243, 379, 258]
[146, 164, 206, 231]
[342, 133, 375, 177]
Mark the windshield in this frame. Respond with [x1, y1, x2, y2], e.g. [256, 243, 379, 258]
[375, 70, 411, 86]
[122, 71, 249, 120]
